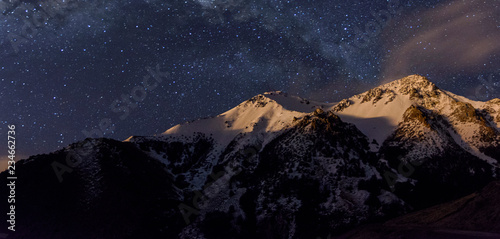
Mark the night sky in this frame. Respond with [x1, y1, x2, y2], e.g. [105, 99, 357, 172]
[0, 0, 499, 162]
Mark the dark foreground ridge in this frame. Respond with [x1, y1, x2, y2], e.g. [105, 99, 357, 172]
[339, 181, 500, 239]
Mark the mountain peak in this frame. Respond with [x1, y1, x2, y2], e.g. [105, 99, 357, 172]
[329, 75, 443, 145]
[400, 74, 431, 83]
[400, 74, 436, 88]
[263, 90, 286, 95]
[382, 74, 438, 92]
[246, 91, 328, 113]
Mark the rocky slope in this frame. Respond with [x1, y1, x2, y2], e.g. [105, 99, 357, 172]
[338, 181, 500, 239]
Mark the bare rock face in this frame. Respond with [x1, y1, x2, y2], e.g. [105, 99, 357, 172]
[397, 75, 437, 95]
[402, 105, 431, 129]
[361, 88, 385, 103]
[246, 94, 269, 107]
[451, 101, 479, 123]
[332, 99, 352, 112]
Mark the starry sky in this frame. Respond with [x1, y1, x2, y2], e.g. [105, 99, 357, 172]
[0, 0, 499, 163]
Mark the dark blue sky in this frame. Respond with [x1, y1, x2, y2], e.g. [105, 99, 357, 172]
[1, 0, 499, 161]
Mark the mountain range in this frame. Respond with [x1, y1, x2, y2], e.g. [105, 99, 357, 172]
[1, 75, 499, 238]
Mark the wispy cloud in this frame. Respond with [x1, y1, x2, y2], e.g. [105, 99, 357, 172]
[380, 0, 500, 82]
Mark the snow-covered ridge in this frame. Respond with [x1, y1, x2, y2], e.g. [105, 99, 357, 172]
[125, 75, 499, 162]
[328, 75, 436, 145]
[157, 91, 331, 146]
[328, 75, 499, 145]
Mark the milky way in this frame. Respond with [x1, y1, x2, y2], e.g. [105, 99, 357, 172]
[0, 0, 499, 162]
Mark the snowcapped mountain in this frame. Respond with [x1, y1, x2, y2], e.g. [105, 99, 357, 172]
[331, 75, 499, 155]
[131, 91, 331, 145]
[130, 74, 499, 162]
[2, 75, 499, 238]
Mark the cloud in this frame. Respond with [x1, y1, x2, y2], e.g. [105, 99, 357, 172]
[380, 0, 500, 83]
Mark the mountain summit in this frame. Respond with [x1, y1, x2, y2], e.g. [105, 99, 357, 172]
[2, 75, 499, 239]
[331, 75, 499, 154]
